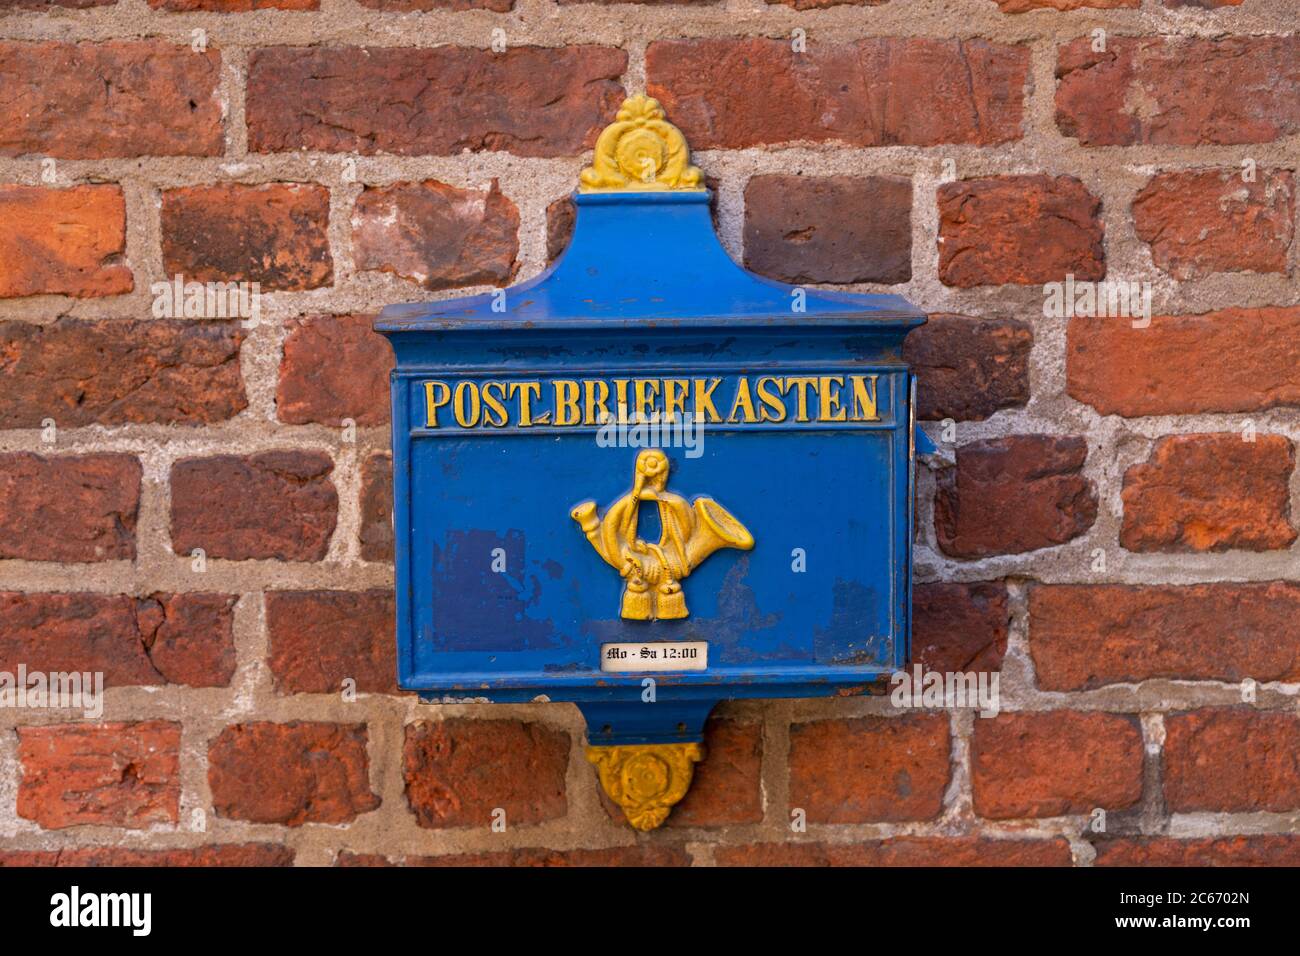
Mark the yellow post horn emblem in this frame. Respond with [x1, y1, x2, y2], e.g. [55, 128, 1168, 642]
[570, 449, 754, 621]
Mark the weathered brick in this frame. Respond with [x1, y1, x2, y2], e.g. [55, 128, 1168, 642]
[1164, 710, 1300, 813]
[0, 592, 237, 688]
[1133, 168, 1294, 279]
[0, 318, 246, 428]
[1067, 307, 1300, 416]
[247, 46, 626, 157]
[266, 589, 397, 694]
[359, 452, 393, 562]
[935, 435, 1098, 558]
[0, 453, 140, 562]
[352, 180, 519, 290]
[716, 837, 1072, 866]
[972, 712, 1143, 818]
[647, 38, 1028, 148]
[162, 183, 333, 291]
[743, 175, 911, 285]
[0, 186, 132, 298]
[1121, 434, 1296, 553]
[0, 844, 296, 866]
[170, 451, 338, 561]
[208, 722, 380, 825]
[404, 719, 569, 829]
[546, 196, 577, 264]
[0, 41, 222, 158]
[913, 582, 1009, 674]
[788, 714, 950, 823]
[1095, 836, 1300, 867]
[276, 314, 392, 426]
[1030, 583, 1300, 690]
[17, 721, 181, 829]
[937, 175, 1104, 286]
[337, 846, 691, 866]
[904, 315, 1032, 421]
[1056, 36, 1300, 146]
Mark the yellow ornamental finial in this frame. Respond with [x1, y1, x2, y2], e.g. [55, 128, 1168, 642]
[579, 94, 704, 193]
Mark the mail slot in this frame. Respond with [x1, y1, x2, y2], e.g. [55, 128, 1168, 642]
[376, 95, 927, 830]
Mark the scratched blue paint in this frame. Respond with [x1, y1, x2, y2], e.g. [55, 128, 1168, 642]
[377, 190, 925, 746]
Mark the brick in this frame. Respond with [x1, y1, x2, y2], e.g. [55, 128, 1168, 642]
[247, 46, 626, 157]
[716, 837, 1072, 866]
[0, 186, 132, 298]
[1030, 583, 1300, 690]
[161, 183, 333, 291]
[937, 175, 1104, 286]
[904, 315, 1032, 421]
[742, 175, 911, 285]
[151, 0, 315, 7]
[1121, 434, 1296, 553]
[404, 719, 569, 828]
[996, 0, 1135, 7]
[913, 582, 1009, 674]
[170, 451, 338, 561]
[546, 196, 576, 263]
[788, 714, 950, 823]
[935, 435, 1097, 558]
[1095, 836, 1300, 867]
[972, 712, 1143, 818]
[0, 41, 222, 158]
[647, 38, 1028, 149]
[1067, 307, 1300, 416]
[276, 314, 392, 426]
[0, 844, 296, 866]
[1133, 168, 1293, 279]
[0, 318, 246, 428]
[0, 453, 140, 562]
[208, 722, 380, 825]
[595, 718, 762, 828]
[352, 180, 519, 290]
[337, 846, 691, 866]
[1056, 36, 1300, 146]
[0, 591, 237, 688]
[357, 0, 510, 7]
[359, 452, 393, 562]
[1164, 709, 1300, 813]
[17, 721, 181, 829]
[266, 589, 397, 694]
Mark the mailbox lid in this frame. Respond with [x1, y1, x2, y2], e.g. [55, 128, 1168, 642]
[376, 191, 924, 332]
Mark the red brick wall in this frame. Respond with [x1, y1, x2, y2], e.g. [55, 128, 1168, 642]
[1, 0, 1298, 868]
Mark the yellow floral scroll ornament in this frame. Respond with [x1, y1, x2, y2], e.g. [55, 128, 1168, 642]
[587, 742, 704, 830]
[579, 94, 704, 193]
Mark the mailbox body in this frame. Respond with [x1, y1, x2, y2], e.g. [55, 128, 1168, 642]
[378, 192, 925, 745]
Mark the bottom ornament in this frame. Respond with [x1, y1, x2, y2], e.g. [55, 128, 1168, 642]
[586, 741, 705, 831]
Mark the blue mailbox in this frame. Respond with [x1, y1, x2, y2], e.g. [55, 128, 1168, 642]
[377, 95, 927, 830]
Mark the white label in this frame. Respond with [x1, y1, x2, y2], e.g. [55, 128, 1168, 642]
[600, 641, 708, 673]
